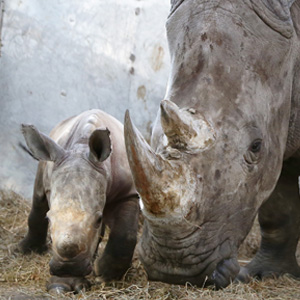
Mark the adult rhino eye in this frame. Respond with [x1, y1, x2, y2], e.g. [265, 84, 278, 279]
[249, 139, 262, 153]
[94, 212, 103, 228]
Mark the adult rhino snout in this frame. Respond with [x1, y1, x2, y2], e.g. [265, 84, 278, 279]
[124, 101, 215, 220]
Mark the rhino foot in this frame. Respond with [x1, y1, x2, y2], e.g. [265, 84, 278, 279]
[235, 266, 251, 283]
[47, 276, 91, 294]
[235, 258, 300, 283]
[208, 257, 240, 289]
[18, 236, 48, 255]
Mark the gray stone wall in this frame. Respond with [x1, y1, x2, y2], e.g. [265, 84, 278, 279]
[0, 0, 170, 198]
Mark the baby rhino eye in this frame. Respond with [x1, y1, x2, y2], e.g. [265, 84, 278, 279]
[249, 139, 262, 153]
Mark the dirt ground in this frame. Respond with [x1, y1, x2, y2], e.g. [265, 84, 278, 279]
[1, 190, 300, 300]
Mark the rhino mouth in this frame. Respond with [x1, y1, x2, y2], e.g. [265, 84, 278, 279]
[144, 257, 239, 289]
[49, 253, 93, 277]
[139, 227, 240, 289]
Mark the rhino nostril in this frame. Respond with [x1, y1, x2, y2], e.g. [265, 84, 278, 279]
[57, 242, 80, 259]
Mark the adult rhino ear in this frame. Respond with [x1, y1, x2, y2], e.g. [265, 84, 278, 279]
[251, 0, 296, 38]
[89, 129, 111, 163]
[21, 124, 66, 162]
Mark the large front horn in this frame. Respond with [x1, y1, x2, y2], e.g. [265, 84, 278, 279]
[124, 110, 188, 218]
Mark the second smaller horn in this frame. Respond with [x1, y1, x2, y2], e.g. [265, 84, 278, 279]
[160, 100, 216, 152]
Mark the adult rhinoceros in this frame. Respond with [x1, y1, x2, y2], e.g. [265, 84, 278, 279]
[124, 0, 300, 289]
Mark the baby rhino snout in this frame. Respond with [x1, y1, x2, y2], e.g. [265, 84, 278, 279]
[55, 233, 87, 259]
[57, 241, 80, 259]
[50, 234, 92, 277]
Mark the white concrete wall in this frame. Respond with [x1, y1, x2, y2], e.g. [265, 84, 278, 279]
[0, 0, 170, 198]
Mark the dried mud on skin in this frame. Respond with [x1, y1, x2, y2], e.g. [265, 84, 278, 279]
[1, 190, 300, 300]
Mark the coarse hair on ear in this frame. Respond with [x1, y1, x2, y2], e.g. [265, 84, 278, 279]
[21, 124, 66, 162]
[88, 128, 112, 163]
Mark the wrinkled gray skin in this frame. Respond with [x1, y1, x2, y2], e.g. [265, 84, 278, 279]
[19, 109, 139, 293]
[124, 0, 300, 289]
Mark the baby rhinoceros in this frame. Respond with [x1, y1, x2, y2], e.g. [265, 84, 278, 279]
[19, 109, 139, 293]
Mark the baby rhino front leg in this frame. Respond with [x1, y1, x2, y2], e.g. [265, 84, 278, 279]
[95, 197, 139, 281]
[19, 164, 49, 255]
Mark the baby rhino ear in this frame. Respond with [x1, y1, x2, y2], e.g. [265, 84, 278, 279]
[89, 128, 112, 163]
[21, 124, 66, 162]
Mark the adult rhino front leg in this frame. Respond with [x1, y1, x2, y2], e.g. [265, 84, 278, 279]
[95, 196, 139, 281]
[19, 162, 49, 254]
[238, 157, 300, 282]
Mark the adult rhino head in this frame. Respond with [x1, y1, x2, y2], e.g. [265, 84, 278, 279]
[125, 0, 300, 288]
